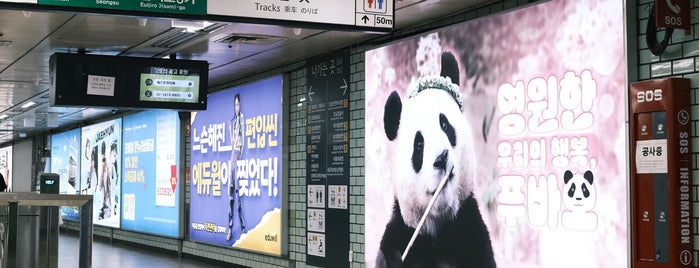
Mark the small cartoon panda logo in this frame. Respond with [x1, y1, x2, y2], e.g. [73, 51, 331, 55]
[561, 170, 598, 231]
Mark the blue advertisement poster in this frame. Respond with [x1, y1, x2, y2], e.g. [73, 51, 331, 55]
[190, 75, 283, 255]
[121, 110, 181, 237]
[50, 128, 81, 221]
[81, 118, 122, 228]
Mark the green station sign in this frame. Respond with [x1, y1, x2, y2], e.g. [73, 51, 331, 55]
[38, 0, 207, 15]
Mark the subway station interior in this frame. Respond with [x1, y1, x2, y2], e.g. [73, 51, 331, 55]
[0, 0, 694, 267]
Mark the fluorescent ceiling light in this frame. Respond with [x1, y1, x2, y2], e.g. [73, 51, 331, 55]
[0, 115, 7, 119]
[21, 101, 35, 109]
[171, 20, 213, 32]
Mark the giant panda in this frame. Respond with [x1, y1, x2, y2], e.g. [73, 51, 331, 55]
[376, 51, 496, 268]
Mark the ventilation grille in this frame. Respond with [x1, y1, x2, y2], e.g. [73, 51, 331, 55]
[214, 34, 284, 46]
[151, 31, 199, 49]
[150, 22, 228, 49]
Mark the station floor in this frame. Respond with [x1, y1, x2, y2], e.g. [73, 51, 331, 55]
[58, 231, 235, 268]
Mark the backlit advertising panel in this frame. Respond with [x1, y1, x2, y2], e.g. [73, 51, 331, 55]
[0, 146, 12, 192]
[364, 0, 627, 267]
[190, 75, 283, 255]
[121, 110, 181, 237]
[81, 118, 122, 228]
[50, 128, 81, 221]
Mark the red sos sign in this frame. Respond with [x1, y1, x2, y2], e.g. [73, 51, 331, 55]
[655, 0, 690, 30]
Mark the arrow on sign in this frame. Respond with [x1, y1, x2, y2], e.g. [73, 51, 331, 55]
[362, 15, 370, 24]
[308, 86, 314, 102]
[341, 79, 348, 95]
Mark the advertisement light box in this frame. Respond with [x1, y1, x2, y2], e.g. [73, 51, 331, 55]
[50, 128, 82, 221]
[49, 53, 208, 111]
[121, 109, 181, 237]
[189, 75, 283, 255]
[81, 118, 122, 228]
[364, 0, 628, 267]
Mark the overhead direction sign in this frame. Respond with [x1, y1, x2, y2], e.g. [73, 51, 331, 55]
[37, 0, 207, 15]
[3, 0, 393, 32]
[208, 0, 394, 31]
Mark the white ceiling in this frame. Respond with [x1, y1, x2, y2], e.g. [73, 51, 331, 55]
[0, 0, 496, 144]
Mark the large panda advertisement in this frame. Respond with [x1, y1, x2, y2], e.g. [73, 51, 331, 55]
[189, 75, 283, 255]
[81, 118, 122, 228]
[364, 0, 627, 267]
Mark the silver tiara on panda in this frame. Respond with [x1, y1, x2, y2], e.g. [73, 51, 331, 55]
[408, 75, 464, 112]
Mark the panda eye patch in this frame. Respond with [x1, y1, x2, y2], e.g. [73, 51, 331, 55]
[567, 183, 576, 198]
[582, 184, 590, 198]
[439, 114, 456, 147]
[412, 132, 424, 173]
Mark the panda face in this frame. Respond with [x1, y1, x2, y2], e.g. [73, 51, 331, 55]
[562, 170, 596, 211]
[393, 90, 475, 236]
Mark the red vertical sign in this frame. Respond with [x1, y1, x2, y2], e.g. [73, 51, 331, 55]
[630, 78, 693, 268]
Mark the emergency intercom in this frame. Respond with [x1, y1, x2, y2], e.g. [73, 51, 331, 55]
[630, 78, 693, 267]
[39, 173, 59, 194]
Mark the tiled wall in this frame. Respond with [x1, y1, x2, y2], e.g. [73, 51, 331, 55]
[62, 1, 537, 267]
[636, 0, 699, 264]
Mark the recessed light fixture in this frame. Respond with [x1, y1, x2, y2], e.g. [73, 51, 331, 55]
[21, 101, 35, 109]
[171, 20, 214, 33]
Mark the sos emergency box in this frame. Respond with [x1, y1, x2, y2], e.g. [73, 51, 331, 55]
[630, 78, 693, 267]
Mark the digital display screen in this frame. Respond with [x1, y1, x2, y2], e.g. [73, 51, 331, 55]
[364, 0, 628, 267]
[50, 53, 208, 111]
[189, 75, 283, 255]
[139, 67, 200, 104]
[121, 109, 181, 237]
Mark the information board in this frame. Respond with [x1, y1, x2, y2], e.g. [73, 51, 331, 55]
[305, 52, 350, 268]
[139, 66, 201, 104]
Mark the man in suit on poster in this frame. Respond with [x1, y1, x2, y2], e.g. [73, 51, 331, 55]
[227, 93, 246, 241]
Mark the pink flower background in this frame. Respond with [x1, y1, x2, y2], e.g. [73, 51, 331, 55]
[364, 0, 627, 267]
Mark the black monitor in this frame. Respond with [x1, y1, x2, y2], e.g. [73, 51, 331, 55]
[49, 53, 208, 111]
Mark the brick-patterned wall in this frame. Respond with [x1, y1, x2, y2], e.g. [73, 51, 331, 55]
[288, 67, 308, 266]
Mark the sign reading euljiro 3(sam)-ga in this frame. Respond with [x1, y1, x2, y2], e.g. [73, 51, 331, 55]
[207, 0, 393, 29]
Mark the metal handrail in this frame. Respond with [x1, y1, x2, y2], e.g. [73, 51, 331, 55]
[0, 193, 93, 268]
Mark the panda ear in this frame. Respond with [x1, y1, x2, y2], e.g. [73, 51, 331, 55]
[584, 170, 593, 184]
[441, 52, 460, 85]
[563, 170, 573, 184]
[384, 91, 402, 141]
